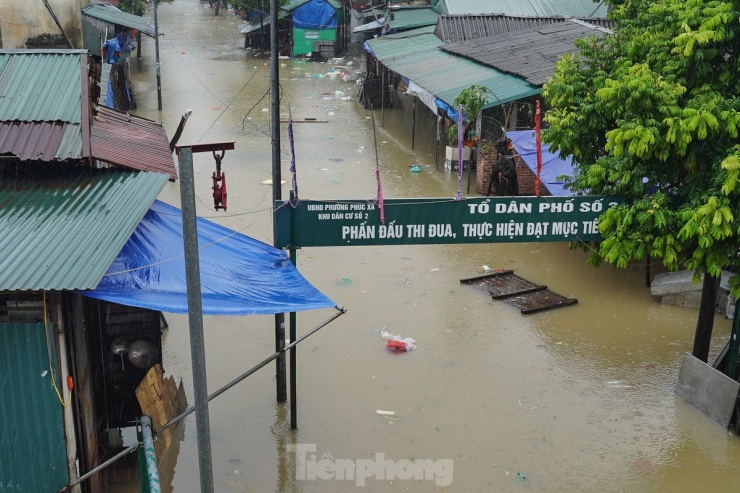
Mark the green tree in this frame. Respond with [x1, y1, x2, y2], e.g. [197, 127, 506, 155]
[118, 0, 174, 17]
[542, 0, 740, 362]
[448, 84, 491, 145]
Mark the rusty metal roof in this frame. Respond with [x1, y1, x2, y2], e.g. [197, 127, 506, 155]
[81, 4, 156, 36]
[441, 19, 610, 86]
[0, 164, 169, 291]
[435, 0, 609, 17]
[91, 105, 177, 179]
[435, 14, 614, 43]
[0, 50, 89, 161]
[0, 122, 83, 160]
[0, 50, 86, 123]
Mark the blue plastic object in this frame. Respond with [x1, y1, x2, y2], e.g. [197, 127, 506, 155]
[81, 200, 335, 315]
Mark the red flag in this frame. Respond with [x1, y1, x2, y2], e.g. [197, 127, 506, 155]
[534, 100, 543, 196]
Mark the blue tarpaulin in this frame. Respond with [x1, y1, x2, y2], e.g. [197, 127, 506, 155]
[508, 130, 574, 196]
[80, 200, 336, 315]
[292, 0, 337, 29]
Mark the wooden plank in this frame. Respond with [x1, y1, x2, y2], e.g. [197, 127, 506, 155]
[491, 284, 547, 300]
[520, 298, 578, 314]
[461, 267, 578, 314]
[459, 269, 513, 283]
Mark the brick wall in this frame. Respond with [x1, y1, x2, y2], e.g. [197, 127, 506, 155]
[475, 140, 551, 196]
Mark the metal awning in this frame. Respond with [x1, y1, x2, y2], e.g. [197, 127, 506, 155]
[81, 4, 156, 36]
[91, 105, 177, 179]
[0, 165, 169, 291]
[366, 31, 540, 111]
[353, 17, 386, 33]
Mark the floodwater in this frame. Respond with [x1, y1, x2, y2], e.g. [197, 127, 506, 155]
[121, 1, 740, 491]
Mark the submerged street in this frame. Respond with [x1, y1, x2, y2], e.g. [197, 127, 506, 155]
[123, 1, 740, 491]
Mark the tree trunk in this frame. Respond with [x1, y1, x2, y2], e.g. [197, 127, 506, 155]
[692, 274, 721, 362]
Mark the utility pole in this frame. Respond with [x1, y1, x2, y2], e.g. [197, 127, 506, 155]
[270, 0, 287, 403]
[154, 0, 162, 111]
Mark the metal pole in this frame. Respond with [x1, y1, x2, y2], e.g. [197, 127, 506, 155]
[178, 147, 214, 493]
[381, 69, 385, 127]
[271, 0, 287, 404]
[156, 308, 347, 436]
[289, 189, 298, 429]
[58, 444, 138, 492]
[139, 416, 161, 493]
[435, 115, 440, 170]
[54, 300, 80, 493]
[411, 96, 416, 150]
[154, 1, 162, 111]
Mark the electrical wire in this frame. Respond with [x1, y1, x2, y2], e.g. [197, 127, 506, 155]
[43, 292, 71, 407]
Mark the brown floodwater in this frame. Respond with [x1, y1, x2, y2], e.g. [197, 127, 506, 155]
[119, 1, 740, 491]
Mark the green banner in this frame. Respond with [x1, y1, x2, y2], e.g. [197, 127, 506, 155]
[275, 196, 623, 248]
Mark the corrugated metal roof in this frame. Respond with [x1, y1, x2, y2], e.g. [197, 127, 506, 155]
[91, 106, 177, 179]
[0, 165, 169, 291]
[0, 122, 83, 161]
[437, 0, 609, 17]
[239, 15, 281, 34]
[435, 14, 613, 43]
[81, 4, 156, 36]
[0, 50, 84, 123]
[0, 322, 68, 492]
[389, 8, 439, 31]
[442, 19, 609, 86]
[366, 32, 540, 108]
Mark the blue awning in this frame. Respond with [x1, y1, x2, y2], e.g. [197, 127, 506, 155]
[80, 200, 336, 315]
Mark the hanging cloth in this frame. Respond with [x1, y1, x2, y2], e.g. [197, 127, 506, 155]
[287, 117, 299, 206]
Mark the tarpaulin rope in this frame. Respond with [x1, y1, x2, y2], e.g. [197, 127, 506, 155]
[456, 105, 464, 201]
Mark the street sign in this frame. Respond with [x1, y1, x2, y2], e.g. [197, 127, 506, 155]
[275, 196, 623, 248]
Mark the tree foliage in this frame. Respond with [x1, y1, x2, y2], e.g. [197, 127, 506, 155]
[118, 0, 174, 17]
[448, 84, 491, 145]
[542, 0, 740, 292]
[230, 0, 290, 15]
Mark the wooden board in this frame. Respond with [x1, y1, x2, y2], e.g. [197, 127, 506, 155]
[461, 269, 578, 314]
[135, 364, 188, 464]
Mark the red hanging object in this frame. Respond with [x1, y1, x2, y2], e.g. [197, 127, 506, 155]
[534, 100, 543, 197]
[212, 149, 227, 211]
[66, 375, 74, 391]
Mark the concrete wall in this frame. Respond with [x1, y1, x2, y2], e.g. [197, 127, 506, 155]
[0, 0, 87, 49]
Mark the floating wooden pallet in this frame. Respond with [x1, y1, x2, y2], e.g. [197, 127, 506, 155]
[460, 269, 578, 314]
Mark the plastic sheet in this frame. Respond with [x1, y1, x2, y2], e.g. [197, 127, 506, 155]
[80, 200, 336, 315]
[507, 130, 574, 196]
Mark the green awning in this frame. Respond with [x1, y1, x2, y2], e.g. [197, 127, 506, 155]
[366, 32, 540, 109]
[81, 4, 156, 36]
